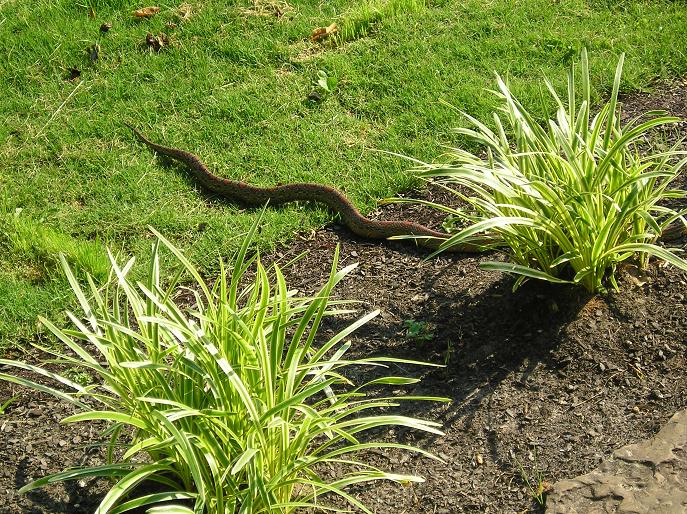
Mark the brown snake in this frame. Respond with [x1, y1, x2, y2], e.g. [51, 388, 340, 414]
[126, 124, 485, 252]
[127, 125, 686, 251]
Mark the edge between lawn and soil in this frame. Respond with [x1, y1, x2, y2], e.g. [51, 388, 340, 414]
[0, 80, 686, 513]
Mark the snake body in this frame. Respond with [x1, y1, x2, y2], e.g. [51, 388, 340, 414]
[127, 125, 484, 252]
[127, 125, 685, 251]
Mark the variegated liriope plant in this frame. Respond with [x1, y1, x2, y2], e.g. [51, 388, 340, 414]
[399, 49, 687, 293]
[0, 222, 448, 513]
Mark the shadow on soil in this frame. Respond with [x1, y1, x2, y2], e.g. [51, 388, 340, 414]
[15, 457, 104, 514]
[345, 271, 593, 432]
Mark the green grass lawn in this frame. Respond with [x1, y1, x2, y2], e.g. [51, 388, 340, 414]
[1, 0, 686, 350]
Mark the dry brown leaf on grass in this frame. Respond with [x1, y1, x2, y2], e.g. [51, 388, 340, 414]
[145, 32, 170, 52]
[310, 22, 337, 42]
[133, 6, 160, 18]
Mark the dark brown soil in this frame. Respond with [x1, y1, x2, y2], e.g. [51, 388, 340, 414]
[1, 80, 686, 514]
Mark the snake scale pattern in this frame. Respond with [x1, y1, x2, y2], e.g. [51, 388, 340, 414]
[127, 125, 685, 251]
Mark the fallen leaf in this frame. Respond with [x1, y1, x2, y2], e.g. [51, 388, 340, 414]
[134, 6, 161, 18]
[88, 6, 96, 18]
[538, 481, 554, 495]
[146, 32, 160, 51]
[311, 22, 337, 42]
[145, 32, 170, 52]
[100, 22, 112, 33]
[310, 27, 327, 41]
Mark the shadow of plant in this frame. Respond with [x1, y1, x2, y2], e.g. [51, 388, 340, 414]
[15, 456, 105, 513]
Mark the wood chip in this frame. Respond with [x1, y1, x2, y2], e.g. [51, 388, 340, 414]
[134, 6, 161, 18]
[311, 22, 337, 42]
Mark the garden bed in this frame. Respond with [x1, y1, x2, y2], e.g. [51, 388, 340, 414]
[0, 81, 685, 513]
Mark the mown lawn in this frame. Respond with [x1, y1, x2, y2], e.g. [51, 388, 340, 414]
[1, 0, 686, 349]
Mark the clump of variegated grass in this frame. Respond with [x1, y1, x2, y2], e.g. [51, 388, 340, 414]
[399, 49, 687, 293]
[0, 220, 448, 514]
